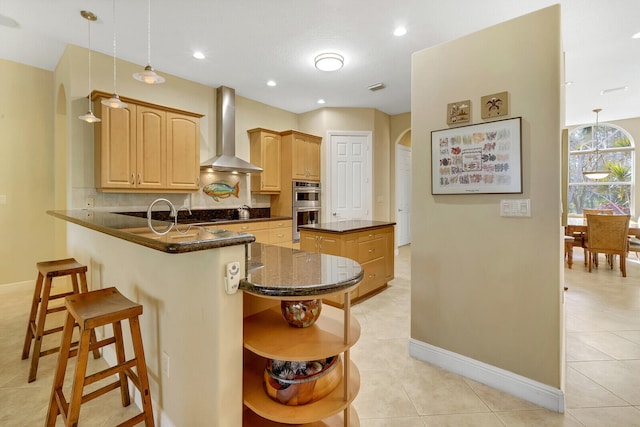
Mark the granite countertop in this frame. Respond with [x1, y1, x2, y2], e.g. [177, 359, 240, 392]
[48, 210, 255, 254]
[117, 208, 291, 225]
[298, 220, 396, 234]
[240, 243, 363, 299]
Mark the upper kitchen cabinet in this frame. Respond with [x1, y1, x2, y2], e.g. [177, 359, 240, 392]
[281, 130, 322, 181]
[92, 91, 202, 193]
[248, 128, 281, 193]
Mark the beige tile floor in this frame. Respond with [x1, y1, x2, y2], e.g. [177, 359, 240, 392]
[1, 245, 639, 426]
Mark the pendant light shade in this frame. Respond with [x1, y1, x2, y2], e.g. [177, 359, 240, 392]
[78, 10, 101, 123]
[582, 108, 610, 180]
[102, 0, 127, 109]
[133, 0, 165, 84]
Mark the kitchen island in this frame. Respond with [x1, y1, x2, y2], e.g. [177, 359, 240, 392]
[299, 220, 395, 306]
[49, 210, 363, 426]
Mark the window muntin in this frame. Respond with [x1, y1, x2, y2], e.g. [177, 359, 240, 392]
[568, 123, 634, 216]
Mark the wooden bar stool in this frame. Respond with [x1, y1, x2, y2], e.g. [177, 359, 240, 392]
[46, 287, 154, 427]
[21, 258, 99, 383]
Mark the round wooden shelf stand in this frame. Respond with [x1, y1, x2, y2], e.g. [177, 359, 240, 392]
[243, 287, 361, 426]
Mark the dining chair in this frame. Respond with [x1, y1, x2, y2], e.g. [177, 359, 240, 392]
[586, 214, 630, 277]
[576, 209, 615, 265]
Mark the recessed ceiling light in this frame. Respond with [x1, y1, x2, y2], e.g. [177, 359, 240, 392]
[317, 99, 326, 104]
[393, 26, 407, 37]
[193, 51, 205, 60]
[314, 53, 344, 72]
[632, 31, 640, 39]
[267, 80, 276, 87]
[600, 86, 628, 95]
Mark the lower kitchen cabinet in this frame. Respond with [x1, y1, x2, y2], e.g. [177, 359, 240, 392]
[218, 219, 293, 247]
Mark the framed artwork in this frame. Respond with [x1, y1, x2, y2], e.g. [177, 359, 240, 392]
[431, 117, 522, 195]
[481, 91, 509, 119]
[446, 100, 470, 125]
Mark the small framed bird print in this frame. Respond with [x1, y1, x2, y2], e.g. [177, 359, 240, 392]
[481, 91, 509, 119]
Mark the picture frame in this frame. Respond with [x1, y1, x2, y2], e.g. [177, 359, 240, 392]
[481, 91, 509, 119]
[446, 100, 470, 125]
[431, 117, 522, 195]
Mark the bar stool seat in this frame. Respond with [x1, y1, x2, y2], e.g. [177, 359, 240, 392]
[21, 258, 99, 383]
[46, 287, 154, 427]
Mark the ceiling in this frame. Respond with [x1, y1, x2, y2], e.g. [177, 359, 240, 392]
[1, 0, 639, 126]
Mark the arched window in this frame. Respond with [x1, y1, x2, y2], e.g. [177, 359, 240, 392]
[568, 122, 634, 215]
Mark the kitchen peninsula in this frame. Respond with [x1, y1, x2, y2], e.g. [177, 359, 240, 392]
[48, 210, 364, 426]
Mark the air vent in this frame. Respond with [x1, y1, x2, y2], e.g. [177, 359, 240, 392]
[367, 82, 386, 91]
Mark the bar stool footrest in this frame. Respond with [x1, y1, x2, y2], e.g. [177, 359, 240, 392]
[85, 359, 138, 387]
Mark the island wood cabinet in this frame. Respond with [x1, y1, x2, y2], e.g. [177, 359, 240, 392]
[300, 225, 394, 307]
[242, 288, 361, 425]
[248, 128, 281, 194]
[92, 91, 202, 192]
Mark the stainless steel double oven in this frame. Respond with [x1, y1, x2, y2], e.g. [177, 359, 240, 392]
[292, 180, 321, 242]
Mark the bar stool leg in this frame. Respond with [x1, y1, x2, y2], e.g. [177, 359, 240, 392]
[129, 316, 154, 425]
[27, 276, 54, 383]
[66, 328, 93, 427]
[21, 272, 44, 360]
[113, 320, 132, 407]
[45, 312, 76, 427]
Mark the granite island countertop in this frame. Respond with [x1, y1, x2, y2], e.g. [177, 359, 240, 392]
[48, 210, 255, 254]
[298, 220, 395, 234]
[240, 243, 363, 299]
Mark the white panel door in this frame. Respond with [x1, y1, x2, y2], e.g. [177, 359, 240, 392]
[396, 144, 412, 246]
[330, 132, 371, 221]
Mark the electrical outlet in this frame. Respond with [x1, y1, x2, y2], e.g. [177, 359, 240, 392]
[162, 352, 170, 378]
[225, 261, 241, 294]
[85, 197, 95, 208]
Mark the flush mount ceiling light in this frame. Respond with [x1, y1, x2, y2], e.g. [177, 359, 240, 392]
[133, 0, 165, 84]
[267, 80, 277, 87]
[317, 99, 326, 104]
[102, 0, 127, 109]
[582, 108, 610, 180]
[192, 51, 205, 60]
[393, 26, 407, 36]
[314, 53, 344, 72]
[78, 11, 101, 123]
[632, 31, 640, 39]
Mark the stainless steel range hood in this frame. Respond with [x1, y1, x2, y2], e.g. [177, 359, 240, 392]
[200, 86, 263, 173]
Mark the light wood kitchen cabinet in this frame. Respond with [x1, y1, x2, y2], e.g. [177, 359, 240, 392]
[92, 91, 202, 193]
[281, 130, 322, 181]
[300, 224, 394, 307]
[167, 113, 201, 190]
[216, 219, 293, 247]
[248, 128, 281, 193]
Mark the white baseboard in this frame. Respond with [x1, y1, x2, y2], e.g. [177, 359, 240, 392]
[409, 338, 565, 413]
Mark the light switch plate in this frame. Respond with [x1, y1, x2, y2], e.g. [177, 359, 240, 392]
[500, 199, 531, 217]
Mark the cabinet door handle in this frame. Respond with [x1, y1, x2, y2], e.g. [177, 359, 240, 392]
[137, 174, 141, 185]
[368, 273, 377, 278]
[130, 174, 135, 184]
[241, 225, 249, 230]
[368, 249, 375, 253]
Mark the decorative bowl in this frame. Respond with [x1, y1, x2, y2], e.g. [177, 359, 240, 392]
[263, 356, 341, 406]
[280, 299, 322, 328]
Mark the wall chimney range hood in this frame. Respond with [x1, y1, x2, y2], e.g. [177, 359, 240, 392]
[200, 86, 263, 173]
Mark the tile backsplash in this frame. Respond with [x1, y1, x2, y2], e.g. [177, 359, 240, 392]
[72, 171, 271, 213]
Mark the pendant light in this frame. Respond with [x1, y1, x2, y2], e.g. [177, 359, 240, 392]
[78, 10, 101, 123]
[133, 0, 165, 84]
[582, 108, 610, 180]
[102, 0, 127, 109]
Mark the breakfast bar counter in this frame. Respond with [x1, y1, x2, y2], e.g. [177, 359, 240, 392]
[49, 210, 365, 426]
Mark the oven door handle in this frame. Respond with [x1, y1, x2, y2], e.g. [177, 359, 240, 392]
[294, 207, 321, 212]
